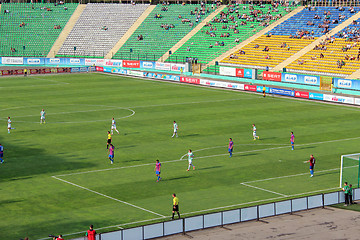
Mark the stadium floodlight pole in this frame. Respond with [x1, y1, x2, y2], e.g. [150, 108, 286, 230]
[339, 155, 343, 188]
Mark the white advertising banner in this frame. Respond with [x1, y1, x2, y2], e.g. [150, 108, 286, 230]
[85, 59, 105, 66]
[354, 98, 360, 105]
[155, 62, 171, 71]
[200, 79, 244, 90]
[104, 59, 122, 67]
[127, 70, 143, 77]
[2, 57, 23, 65]
[219, 66, 236, 77]
[323, 94, 354, 104]
[170, 63, 185, 72]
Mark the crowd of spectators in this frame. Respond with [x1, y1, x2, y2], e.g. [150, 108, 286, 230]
[200, 2, 290, 50]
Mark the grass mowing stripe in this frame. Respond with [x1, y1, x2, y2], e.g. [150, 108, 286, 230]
[52, 176, 165, 217]
[54, 136, 360, 177]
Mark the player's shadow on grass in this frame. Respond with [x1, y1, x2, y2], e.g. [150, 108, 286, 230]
[198, 165, 222, 171]
[123, 159, 142, 163]
[299, 146, 316, 150]
[314, 172, 337, 177]
[0, 199, 24, 205]
[121, 145, 137, 149]
[5, 176, 33, 182]
[166, 176, 192, 181]
[183, 133, 200, 137]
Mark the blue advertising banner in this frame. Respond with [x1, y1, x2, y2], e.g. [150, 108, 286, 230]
[71, 67, 94, 73]
[333, 78, 360, 91]
[65, 58, 84, 65]
[103, 67, 127, 74]
[281, 73, 320, 86]
[309, 92, 324, 100]
[24, 57, 45, 65]
[140, 61, 155, 69]
[45, 58, 66, 65]
[143, 72, 180, 82]
[269, 87, 295, 96]
[256, 86, 270, 93]
[244, 69, 253, 79]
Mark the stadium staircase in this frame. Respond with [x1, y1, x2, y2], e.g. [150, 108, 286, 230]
[56, 4, 149, 58]
[207, 5, 304, 68]
[47, 4, 86, 58]
[158, 5, 226, 62]
[220, 7, 360, 70]
[164, 4, 298, 65]
[105, 5, 156, 59]
[112, 4, 214, 61]
[0, 3, 78, 57]
[281, 11, 360, 76]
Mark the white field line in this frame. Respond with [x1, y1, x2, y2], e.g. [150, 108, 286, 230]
[243, 165, 357, 184]
[54, 136, 360, 178]
[52, 176, 165, 217]
[241, 183, 288, 197]
[11, 107, 129, 118]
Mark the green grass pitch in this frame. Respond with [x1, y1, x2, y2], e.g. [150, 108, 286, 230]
[1, 72, 360, 239]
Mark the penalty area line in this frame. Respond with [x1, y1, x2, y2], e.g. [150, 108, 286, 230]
[51, 176, 165, 218]
[241, 183, 288, 197]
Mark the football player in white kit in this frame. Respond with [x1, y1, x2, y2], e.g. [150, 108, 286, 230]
[172, 121, 178, 138]
[252, 124, 260, 140]
[40, 109, 46, 124]
[111, 118, 119, 135]
[7, 117, 13, 133]
[187, 149, 195, 171]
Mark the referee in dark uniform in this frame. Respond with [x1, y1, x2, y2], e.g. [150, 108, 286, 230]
[171, 193, 180, 220]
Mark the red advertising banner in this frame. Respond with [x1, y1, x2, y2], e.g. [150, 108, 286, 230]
[244, 84, 257, 91]
[263, 71, 281, 82]
[0, 67, 71, 77]
[96, 66, 104, 72]
[235, 68, 244, 78]
[123, 60, 140, 68]
[180, 77, 200, 84]
[30, 69, 38, 74]
[295, 91, 309, 99]
[1, 70, 9, 75]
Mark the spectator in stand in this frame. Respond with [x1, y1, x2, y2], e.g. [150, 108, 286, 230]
[86, 225, 96, 240]
[262, 46, 270, 52]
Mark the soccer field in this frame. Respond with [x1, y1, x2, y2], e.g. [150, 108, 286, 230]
[1, 72, 360, 239]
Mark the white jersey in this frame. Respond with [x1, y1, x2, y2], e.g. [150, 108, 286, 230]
[40, 111, 46, 119]
[188, 152, 194, 163]
[7, 119, 11, 128]
[253, 126, 256, 133]
[173, 123, 178, 132]
[111, 119, 116, 129]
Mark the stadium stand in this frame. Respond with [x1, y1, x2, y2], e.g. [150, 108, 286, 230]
[286, 14, 360, 76]
[47, 4, 86, 58]
[56, 3, 149, 58]
[221, 6, 360, 69]
[165, 3, 296, 64]
[112, 4, 213, 61]
[0, 3, 78, 57]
